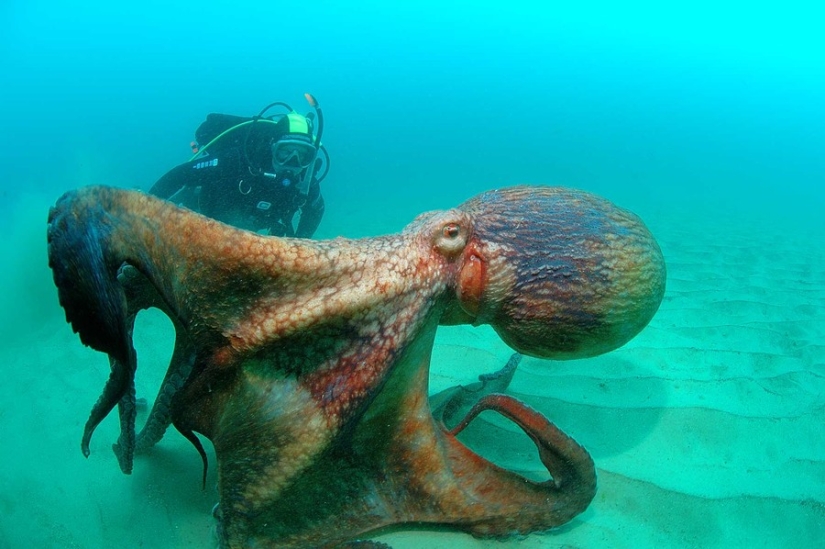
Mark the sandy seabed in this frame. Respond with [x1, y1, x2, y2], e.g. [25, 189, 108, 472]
[1, 193, 823, 549]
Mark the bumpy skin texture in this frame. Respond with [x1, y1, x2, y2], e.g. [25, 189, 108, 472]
[47, 185, 666, 548]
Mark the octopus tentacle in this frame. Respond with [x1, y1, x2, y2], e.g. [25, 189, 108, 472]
[446, 392, 597, 528]
[175, 421, 209, 488]
[434, 352, 521, 430]
[47, 187, 308, 459]
[111, 354, 138, 474]
[115, 264, 199, 456]
[369, 353, 595, 540]
[80, 351, 134, 459]
[134, 339, 195, 453]
[48, 195, 132, 367]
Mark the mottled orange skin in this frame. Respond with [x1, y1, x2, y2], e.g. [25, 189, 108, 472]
[47, 185, 665, 548]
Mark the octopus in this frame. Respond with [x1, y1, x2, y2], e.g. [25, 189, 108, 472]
[47, 184, 666, 548]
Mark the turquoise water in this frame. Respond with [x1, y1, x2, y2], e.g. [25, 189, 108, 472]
[1, 1, 823, 547]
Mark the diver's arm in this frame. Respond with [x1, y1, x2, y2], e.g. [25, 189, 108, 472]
[294, 180, 324, 238]
[148, 163, 194, 199]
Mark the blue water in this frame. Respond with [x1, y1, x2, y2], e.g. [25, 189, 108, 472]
[3, 1, 823, 223]
[1, 1, 823, 547]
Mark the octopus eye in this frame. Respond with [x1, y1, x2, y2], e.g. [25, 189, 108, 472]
[443, 223, 460, 239]
[434, 221, 467, 256]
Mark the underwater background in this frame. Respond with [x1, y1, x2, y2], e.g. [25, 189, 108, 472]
[1, 1, 823, 547]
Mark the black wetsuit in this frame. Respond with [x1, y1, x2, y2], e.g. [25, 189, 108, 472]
[149, 115, 324, 238]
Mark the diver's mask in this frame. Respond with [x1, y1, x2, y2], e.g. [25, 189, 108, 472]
[271, 135, 317, 174]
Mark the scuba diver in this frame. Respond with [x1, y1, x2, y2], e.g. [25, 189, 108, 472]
[149, 93, 329, 238]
